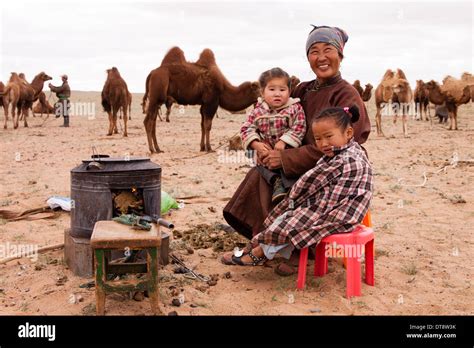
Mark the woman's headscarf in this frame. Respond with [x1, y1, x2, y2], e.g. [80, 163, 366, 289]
[305, 25, 349, 57]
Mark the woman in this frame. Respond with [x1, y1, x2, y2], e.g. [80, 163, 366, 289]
[222, 25, 371, 274]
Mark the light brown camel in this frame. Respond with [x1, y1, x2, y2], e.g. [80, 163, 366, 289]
[425, 79, 471, 130]
[143, 47, 260, 153]
[352, 80, 363, 98]
[414, 80, 430, 121]
[1, 72, 52, 129]
[101, 67, 131, 137]
[460, 72, 474, 103]
[361, 83, 373, 102]
[32, 91, 54, 117]
[374, 69, 413, 137]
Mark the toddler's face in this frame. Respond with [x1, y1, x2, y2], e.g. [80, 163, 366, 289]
[312, 118, 353, 157]
[262, 77, 290, 109]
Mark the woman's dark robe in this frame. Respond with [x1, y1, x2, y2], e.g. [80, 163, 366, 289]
[223, 75, 371, 240]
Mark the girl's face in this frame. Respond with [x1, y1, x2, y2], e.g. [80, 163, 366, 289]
[312, 118, 353, 157]
[262, 77, 290, 109]
[307, 42, 342, 83]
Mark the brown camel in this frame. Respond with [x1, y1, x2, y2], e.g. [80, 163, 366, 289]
[361, 83, 373, 102]
[0, 82, 4, 110]
[352, 80, 364, 98]
[101, 67, 131, 137]
[32, 91, 54, 117]
[460, 72, 474, 102]
[425, 79, 471, 130]
[143, 47, 260, 153]
[374, 69, 413, 137]
[1, 72, 52, 129]
[414, 80, 431, 121]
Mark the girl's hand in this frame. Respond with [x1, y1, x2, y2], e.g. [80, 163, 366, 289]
[261, 149, 283, 170]
[250, 141, 272, 159]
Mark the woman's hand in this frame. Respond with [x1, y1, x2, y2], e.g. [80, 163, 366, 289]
[274, 141, 287, 151]
[261, 149, 283, 170]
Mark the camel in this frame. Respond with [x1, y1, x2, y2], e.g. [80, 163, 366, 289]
[374, 69, 413, 137]
[143, 47, 260, 153]
[0, 82, 4, 110]
[414, 80, 431, 121]
[32, 91, 54, 117]
[101, 67, 131, 137]
[352, 80, 363, 98]
[1, 72, 52, 129]
[361, 83, 373, 102]
[425, 78, 471, 130]
[460, 72, 474, 103]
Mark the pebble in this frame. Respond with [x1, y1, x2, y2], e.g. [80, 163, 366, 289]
[207, 280, 218, 286]
[310, 308, 321, 313]
[168, 311, 178, 316]
[133, 292, 145, 301]
[171, 298, 181, 307]
[196, 284, 209, 292]
[223, 271, 232, 279]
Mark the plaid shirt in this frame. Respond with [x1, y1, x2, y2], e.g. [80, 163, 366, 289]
[240, 97, 306, 149]
[253, 138, 373, 249]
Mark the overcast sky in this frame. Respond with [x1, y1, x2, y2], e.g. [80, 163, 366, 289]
[0, 0, 472, 92]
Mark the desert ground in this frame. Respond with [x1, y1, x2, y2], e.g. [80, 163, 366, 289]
[0, 91, 473, 315]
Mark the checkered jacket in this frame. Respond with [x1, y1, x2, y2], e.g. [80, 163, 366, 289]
[240, 97, 306, 149]
[253, 138, 373, 249]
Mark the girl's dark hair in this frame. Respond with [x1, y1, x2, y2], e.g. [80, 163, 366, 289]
[259, 67, 291, 89]
[314, 105, 360, 129]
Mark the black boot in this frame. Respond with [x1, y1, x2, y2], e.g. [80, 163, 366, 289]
[60, 116, 69, 127]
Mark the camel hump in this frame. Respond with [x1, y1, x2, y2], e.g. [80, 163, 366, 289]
[161, 46, 186, 66]
[196, 48, 217, 67]
[107, 67, 122, 78]
[396, 68, 407, 80]
[461, 72, 474, 84]
[9, 72, 20, 83]
[381, 69, 394, 82]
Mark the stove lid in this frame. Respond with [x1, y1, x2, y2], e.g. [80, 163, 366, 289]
[72, 156, 161, 173]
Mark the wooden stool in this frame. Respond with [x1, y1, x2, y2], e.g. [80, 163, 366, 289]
[91, 220, 162, 315]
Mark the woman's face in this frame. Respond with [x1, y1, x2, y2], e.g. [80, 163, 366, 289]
[307, 42, 342, 82]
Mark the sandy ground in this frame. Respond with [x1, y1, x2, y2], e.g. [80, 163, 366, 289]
[0, 90, 473, 316]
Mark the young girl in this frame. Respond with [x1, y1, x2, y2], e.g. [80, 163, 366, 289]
[227, 105, 373, 266]
[240, 67, 306, 203]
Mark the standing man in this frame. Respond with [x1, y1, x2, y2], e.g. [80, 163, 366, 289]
[49, 74, 71, 127]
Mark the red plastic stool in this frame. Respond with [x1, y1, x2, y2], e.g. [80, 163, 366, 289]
[296, 212, 374, 298]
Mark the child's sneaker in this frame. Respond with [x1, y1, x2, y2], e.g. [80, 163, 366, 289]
[272, 177, 287, 204]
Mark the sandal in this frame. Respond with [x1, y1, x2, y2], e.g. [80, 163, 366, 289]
[220, 243, 253, 266]
[232, 249, 267, 266]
